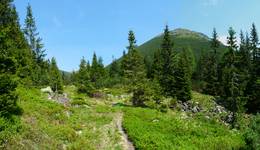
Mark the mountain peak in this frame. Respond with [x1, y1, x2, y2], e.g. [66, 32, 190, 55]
[170, 28, 210, 40]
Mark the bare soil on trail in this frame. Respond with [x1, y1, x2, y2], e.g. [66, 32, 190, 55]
[116, 113, 135, 150]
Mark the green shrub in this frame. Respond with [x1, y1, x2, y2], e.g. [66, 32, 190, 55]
[131, 80, 162, 107]
[244, 114, 260, 149]
[77, 82, 94, 96]
[0, 116, 21, 145]
[123, 107, 245, 150]
[0, 56, 23, 118]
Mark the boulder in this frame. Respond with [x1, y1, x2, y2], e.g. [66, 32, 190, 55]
[192, 106, 200, 113]
[41, 86, 53, 94]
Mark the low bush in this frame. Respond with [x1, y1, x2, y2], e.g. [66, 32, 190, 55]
[244, 114, 260, 149]
[122, 107, 245, 150]
[0, 116, 21, 145]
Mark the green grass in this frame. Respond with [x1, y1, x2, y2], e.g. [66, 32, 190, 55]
[122, 107, 245, 150]
[0, 86, 248, 150]
[1, 86, 122, 150]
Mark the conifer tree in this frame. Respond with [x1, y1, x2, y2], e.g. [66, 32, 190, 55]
[76, 57, 93, 95]
[23, 4, 49, 86]
[151, 49, 162, 79]
[0, 0, 34, 118]
[0, 56, 21, 117]
[24, 4, 46, 64]
[0, 0, 33, 82]
[250, 23, 259, 61]
[90, 53, 106, 88]
[203, 28, 220, 95]
[236, 31, 251, 97]
[144, 56, 152, 78]
[109, 57, 121, 78]
[158, 25, 176, 97]
[49, 57, 63, 93]
[90, 52, 99, 83]
[174, 48, 192, 101]
[121, 30, 145, 85]
[211, 28, 220, 55]
[221, 28, 241, 127]
[246, 24, 260, 112]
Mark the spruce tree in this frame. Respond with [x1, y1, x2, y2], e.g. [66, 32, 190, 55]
[76, 57, 93, 95]
[109, 57, 121, 78]
[24, 4, 46, 63]
[49, 57, 63, 93]
[151, 49, 162, 79]
[0, 0, 33, 83]
[175, 48, 192, 101]
[211, 28, 220, 55]
[158, 25, 176, 97]
[0, 56, 21, 117]
[144, 56, 152, 78]
[23, 4, 49, 86]
[246, 24, 260, 112]
[203, 28, 220, 95]
[0, 0, 30, 116]
[236, 31, 251, 97]
[119, 31, 147, 106]
[121, 30, 145, 85]
[221, 27, 241, 127]
[90, 52, 99, 83]
[90, 53, 106, 88]
[250, 23, 259, 61]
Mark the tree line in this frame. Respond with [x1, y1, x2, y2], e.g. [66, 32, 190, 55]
[0, 1, 63, 118]
[1, 1, 259, 125]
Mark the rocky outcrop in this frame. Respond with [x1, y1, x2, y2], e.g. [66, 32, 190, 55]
[177, 100, 234, 126]
[41, 87, 70, 106]
[178, 101, 202, 113]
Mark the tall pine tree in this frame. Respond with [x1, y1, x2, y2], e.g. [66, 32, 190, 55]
[203, 28, 220, 95]
[23, 4, 46, 64]
[49, 57, 63, 93]
[0, 0, 33, 83]
[23, 4, 49, 86]
[174, 48, 193, 101]
[157, 25, 176, 97]
[109, 57, 121, 78]
[90, 52, 106, 88]
[246, 24, 260, 112]
[76, 57, 93, 95]
[221, 27, 242, 127]
[121, 30, 145, 85]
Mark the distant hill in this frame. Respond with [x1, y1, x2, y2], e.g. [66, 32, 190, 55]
[60, 70, 71, 76]
[136, 28, 227, 63]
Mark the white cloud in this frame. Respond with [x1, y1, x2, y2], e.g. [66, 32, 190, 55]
[218, 35, 241, 46]
[218, 35, 228, 46]
[52, 16, 62, 28]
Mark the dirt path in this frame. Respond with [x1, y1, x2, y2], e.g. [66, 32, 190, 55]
[116, 113, 135, 150]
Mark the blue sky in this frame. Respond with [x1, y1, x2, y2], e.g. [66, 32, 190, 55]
[14, 0, 260, 71]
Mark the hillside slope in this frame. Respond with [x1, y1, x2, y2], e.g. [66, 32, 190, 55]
[137, 28, 227, 62]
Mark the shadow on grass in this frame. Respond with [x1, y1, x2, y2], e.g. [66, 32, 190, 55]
[112, 102, 133, 108]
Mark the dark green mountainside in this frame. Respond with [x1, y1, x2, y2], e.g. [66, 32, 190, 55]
[137, 28, 227, 63]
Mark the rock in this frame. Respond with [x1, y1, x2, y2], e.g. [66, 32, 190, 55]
[182, 102, 189, 111]
[76, 130, 82, 136]
[192, 106, 199, 113]
[92, 92, 104, 98]
[65, 111, 72, 117]
[152, 119, 159, 123]
[225, 112, 234, 124]
[205, 116, 210, 119]
[180, 113, 188, 119]
[41, 86, 53, 94]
